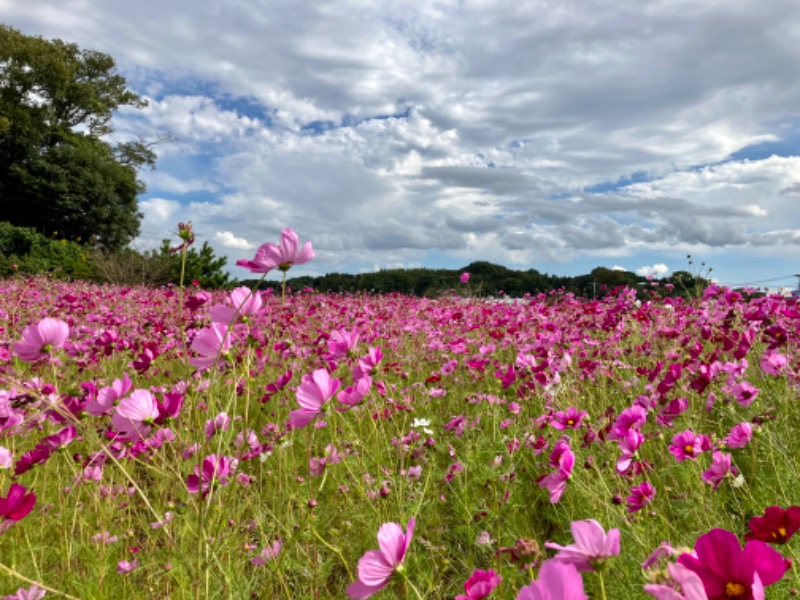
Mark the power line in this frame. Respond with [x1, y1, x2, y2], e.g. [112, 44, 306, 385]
[718, 274, 797, 287]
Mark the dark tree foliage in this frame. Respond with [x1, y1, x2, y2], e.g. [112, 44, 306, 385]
[0, 25, 153, 250]
[160, 240, 231, 289]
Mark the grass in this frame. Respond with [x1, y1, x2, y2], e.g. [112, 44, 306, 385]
[0, 275, 798, 598]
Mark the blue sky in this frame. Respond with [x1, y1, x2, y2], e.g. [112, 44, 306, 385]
[3, 0, 800, 291]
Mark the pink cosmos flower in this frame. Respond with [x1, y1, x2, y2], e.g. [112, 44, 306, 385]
[236, 228, 314, 273]
[644, 562, 708, 599]
[616, 429, 645, 474]
[14, 318, 69, 362]
[538, 440, 575, 504]
[678, 528, 786, 599]
[189, 323, 233, 370]
[112, 389, 160, 440]
[724, 423, 752, 449]
[669, 430, 711, 462]
[607, 405, 648, 441]
[209, 287, 263, 324]
[456, 569, 502, 599]
[328, 328, 359, 360]
[347, 517, 415, 599]
[87, 373, 133, 416]
[551, 407, 588, 430]
[290, 369, 341, 428]
[4, 585, 46, 600]
[251, 540, 283, 565]
[701, 451, 732, 490]
[186, 454, 237, 498]
[626, 481, 656, 513]
[544, 519, 620, 572]
[516, 559, 587, 600]
[759, 349, 787, 375]
[730, 382, 759, 407]
[117, 559, 139, 574]
[460, 272, 471, 284]
[0, 483, 36, 523]
[337, 375, 372, 410]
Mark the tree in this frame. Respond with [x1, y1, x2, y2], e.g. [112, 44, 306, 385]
[160, 240, 232, 289]
[0, 25, 154, 250]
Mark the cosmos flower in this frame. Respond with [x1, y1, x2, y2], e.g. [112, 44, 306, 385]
[516, 559, 587, 600]
[14, 318, 69, 362]
[544, 519, 620, 572]
[236, 228, 314, 274]
[347, 517, 415, 599]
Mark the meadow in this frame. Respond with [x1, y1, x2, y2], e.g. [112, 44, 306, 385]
[0, 240, 798, 598]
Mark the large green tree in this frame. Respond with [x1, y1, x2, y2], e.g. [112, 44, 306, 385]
[0, 25, 154, 250]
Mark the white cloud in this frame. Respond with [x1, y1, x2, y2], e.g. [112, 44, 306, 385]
[213, 231, 255, 250]
[6, 0, 800, 282]
[636, 263, 670, 278]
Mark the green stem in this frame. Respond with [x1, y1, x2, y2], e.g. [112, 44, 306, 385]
[597, 570, 607, 600]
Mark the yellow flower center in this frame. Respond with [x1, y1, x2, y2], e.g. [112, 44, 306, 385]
[725, 581, 746, 597]
[684, 444, 694, 454]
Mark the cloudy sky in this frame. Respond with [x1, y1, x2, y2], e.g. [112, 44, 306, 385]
[5, 0, 800, 288]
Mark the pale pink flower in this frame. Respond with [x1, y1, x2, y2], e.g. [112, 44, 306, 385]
[0, 447, 12, 470]
[4, 585, 47, 600]
[760, 349, 787, 375]
[205, 412, 230, 440]
[644, 562, 708, 599]
[516, 559, 587, 600]
[290, 369, 341, 428]
[189, 323, 233, 370]
[347, 517, 415, 599]
[251, 540, 283, 565]
[236, 228, 314, 273]
[117, 560, 138, 574]
[209, 287, 263, 324]
[111, 390, 159, 440]
[730, 382, 759, 407]
[544, 519, 620, 572]
[14, 318, 69, 362]
[87, 373, 133, 416]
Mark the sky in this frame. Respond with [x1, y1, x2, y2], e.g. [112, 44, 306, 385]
[4, 0, 800, 290]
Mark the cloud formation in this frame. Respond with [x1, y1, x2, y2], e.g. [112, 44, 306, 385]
[4, 0, 800, 285]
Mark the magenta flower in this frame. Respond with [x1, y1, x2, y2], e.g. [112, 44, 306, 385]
[290, 369, 341, 428]
[14, 318, 69, 362]
[730, 382, 759, 407]
[724, 423, 752, 449]
[346, 517, 415, 599]
[236, 228, 315, 273]
[551, 407, 588, 430]
[544, 519, 620, 572]
[186, 454, 237, 498]
[456, 569, 502, 599]
[678, 528, 786, 599]
[111, 389, 160, 440]
[516, 559, 587, 600]
[626, 481, 656, 513]
[460, 272, 471, 284]
[616, 429, 645, 474]
[4, 585, 46, 600]
[669, 430, 711, 462]
[0, 483, 36, 523]
[538, 442, 575, 504]
[745, 506, 800, 544]
[701, 452, 732, 490]
[189, 323, 233, 370]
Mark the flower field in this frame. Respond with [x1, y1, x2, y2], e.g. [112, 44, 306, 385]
[1, 255, 799, 597]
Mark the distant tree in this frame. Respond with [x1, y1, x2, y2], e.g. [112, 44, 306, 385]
[160, 240, 231, 289]
[0, 25, 154, 250]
